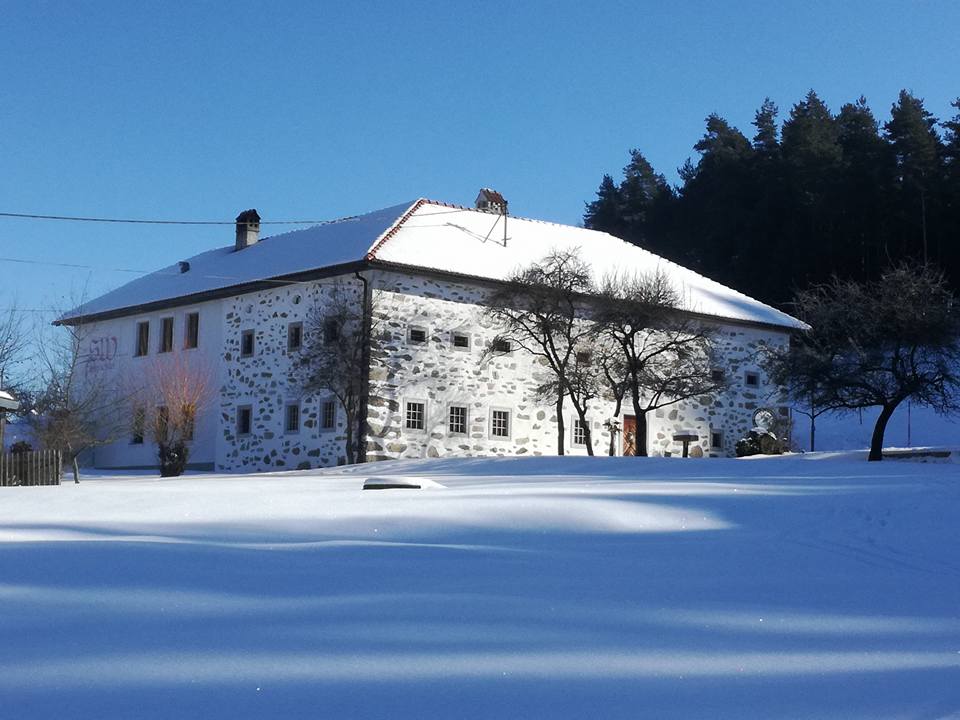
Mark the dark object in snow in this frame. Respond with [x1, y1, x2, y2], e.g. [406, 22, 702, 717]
[672, 431, 699, 457]
[159, 441, 189, 477]
[363, 477, 421, 490]
[735, 428, 783, 457]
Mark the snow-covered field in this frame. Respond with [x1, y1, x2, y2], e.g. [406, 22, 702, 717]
[1, 455, 958, 719]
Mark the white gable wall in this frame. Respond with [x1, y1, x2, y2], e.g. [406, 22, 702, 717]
[74, 298, 225, 469]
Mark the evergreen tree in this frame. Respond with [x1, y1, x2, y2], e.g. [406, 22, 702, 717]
[884, 90, 943, 263]
[583, 174, 626, 238]
[752, 98, 780, 154]
[835, 97, 889, 279]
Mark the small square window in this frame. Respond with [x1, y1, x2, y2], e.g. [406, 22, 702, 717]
[575, 351, 592, 365]
[184, 312, 200, 349]
[492, 338, 512, 353]
[321, 400, 336, 430]
[405, 401, 425, 430]
[711, 368, 725, 382]
[745, 371, 760, 387]
[448, 405, 467, 434]
[285, 404, 300, 433]
[135, 321, 149, 357]
[711, 430, 723, 449]
[237, 406, 252, 436]
[287, 322, 303, 351]
[159, 317, 174, 353]
[452, 333, 470, 349]
[409, 326, 427, 344]
[572, 419, 587, 446]
[323, 319, 340, 344]
[490, 409, 510, 438]
[241, 330, 255, 358]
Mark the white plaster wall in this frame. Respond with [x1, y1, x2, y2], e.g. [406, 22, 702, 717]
[77, 299, 225, 469]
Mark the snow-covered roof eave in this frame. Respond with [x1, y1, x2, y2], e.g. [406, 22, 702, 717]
[56, 197, 805, 332]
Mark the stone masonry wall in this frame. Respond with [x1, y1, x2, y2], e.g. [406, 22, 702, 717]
[366, 269, 790, 461]
[216, 268, 789, 470]
[218, 279, 363, 472]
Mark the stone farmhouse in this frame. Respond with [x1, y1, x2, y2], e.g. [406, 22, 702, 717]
[60, 192, 803, 471]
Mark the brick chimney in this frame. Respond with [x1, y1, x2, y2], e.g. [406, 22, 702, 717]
[235, 209, 261, 251]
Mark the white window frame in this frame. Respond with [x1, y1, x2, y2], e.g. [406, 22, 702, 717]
[451, 332, 471, 351]
[240, 329, 255, 358]
[184, 311, 200, 350]
[287, 322, 303, 352]
[134, 320, 150, 357]
[447, 404, 468, 435]
[489, 407, 512, 440]
[236, 405, 253, 437]
[158, 316, 174, 354]
[571, 418, 588, 447]
[320, 399, 337, 432]
[404, 399, 427, 432]
[284, 403, 301, 434]
[408, 325, 428, 344]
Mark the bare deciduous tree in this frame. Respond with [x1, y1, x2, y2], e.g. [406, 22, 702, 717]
[485, 249, 598, 455]
[767, 263, 960, 461]
[297, 279, 376, 465]
[140, 354, 214, 477]
[596, 271, 723, 457]
[26, 313, 128, 482]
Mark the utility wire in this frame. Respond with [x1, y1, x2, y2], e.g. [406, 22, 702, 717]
[0, 206, 468, 226]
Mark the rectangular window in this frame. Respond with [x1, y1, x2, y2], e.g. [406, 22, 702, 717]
[182, 404, 196, 441]
[452, 333, 470, 350]
[241, 330, 255, 357]
[321, 400, 336, 430]
[287, 322, 303, 351]
[323, 319, 340, 344]
[135, 321, 149, 357]
[159, 317, 174, 353]
[131, 407, 145, 444]
[156, 405, 169, 442]
[492, 338, 511, 353]
[448, 405, 467, 434]
[405, 401, 425, 430]
[711, 368, 725, 382]
[745, 371, 760, 387]
[490, 409, 510, 438]
[237, 406, 252, 436]
[285, 403, 300, 433]
[572, 419, 587, 446]
[184, 312, 200, 349]
[575, 351, 592, 365]
[711, 430, 723, 449]
[408, 326, 427, 344]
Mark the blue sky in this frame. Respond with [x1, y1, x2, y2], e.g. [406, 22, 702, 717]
[1, 0, 959, 339]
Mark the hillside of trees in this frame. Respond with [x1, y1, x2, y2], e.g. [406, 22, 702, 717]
[584, 90, 960, 308]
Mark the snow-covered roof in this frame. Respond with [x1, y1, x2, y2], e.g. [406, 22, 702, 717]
[60, 198, 804, 330]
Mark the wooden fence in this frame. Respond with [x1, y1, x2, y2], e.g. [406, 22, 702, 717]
[0, 450, 62, 486]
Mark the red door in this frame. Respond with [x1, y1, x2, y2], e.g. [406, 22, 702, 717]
[622, 415, 637, 456]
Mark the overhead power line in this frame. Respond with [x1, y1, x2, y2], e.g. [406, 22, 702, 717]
[0, 211, 358, 226]
[0, 206, 468, 226]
